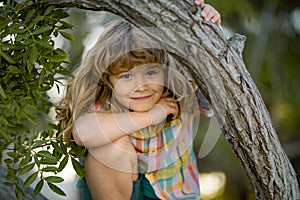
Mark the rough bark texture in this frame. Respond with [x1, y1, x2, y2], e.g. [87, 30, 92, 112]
[50, 0, 300, 199]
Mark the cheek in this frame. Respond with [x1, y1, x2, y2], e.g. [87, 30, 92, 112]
[112, 81, 136, 103]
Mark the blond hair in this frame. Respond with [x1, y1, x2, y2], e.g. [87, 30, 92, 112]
[56, 20, 196, 144]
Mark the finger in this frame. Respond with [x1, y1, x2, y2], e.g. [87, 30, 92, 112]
[166, 101, 179, 113]
[161, 90, 172, 98]
[170, 105, 179, 119]
[211, 13, 221, 24]
[194, 0, 204, 7]
[201, 5, 214, 21]
[163, 97, 178, 103]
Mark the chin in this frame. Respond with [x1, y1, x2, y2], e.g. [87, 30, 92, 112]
[129, 105, 153, 112]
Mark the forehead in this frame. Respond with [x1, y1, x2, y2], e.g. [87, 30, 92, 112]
[106, 48, 167, 75]
[127, 63, 163, 72]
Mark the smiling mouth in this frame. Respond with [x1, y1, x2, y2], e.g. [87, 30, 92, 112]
[131, 95, 152, 101]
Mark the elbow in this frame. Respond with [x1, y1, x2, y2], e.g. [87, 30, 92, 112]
[72, 125, 84, 146]
[72, 116, 101, 148]
[72, 114, 108, 148]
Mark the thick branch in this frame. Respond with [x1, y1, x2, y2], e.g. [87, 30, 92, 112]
[49, 0, 299, 199]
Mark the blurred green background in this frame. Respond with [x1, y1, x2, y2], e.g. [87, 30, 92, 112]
[58, 1, 300, 199]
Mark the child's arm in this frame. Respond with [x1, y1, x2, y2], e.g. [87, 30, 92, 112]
[195, 0, 222, 28]
[73, 96, 178, 148]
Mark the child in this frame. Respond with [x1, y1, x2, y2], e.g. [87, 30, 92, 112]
[56, 1, 221, 199]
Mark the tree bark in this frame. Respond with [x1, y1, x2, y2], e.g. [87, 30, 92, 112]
[49, 0, 300, 199]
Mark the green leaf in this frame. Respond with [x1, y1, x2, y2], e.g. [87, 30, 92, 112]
[57, 21, 73, 30]
[45, 176, 64, 183]
[3, 182, 14, 187]
[0, 129, 9, 140]
[29, 16, 43, 29]
[50, 9, 69, 19]
[32, 25, 53, 35]
[56, 69, 71, 76]
[19, 151, 32, 167]
[18, 163, 35, 176]
[23, 104, 37, 118]
[0, 85, 7, 99]
[7, 151, 17, 158]
[34, 179, 44, 195]
[8, 65, 21, 74]
[23, 171, 38, 188]
[41, 166, 58, 172]
[40, 158, 57, 165]
[58, 155, 68, 172]
[0, 20, 10, 30]
[38, 68, 46, 86]
[15, 33, 30, 42]
[32, 45, 38, 64]
[4, 158, 12, 164]
[1, 52, 16, 64]
[71, 157, 85, 177]
[59, 31, 75, 41]
[59, 140, 68, 154]
[51, 141, 64, 154]
[35, 39, 53, 49]
[45, 54, 66, 62]
[0, 117, 10, 126]
[47, 182, 66, 196]
[36, 150, 55, 159]
[32, 140, 47, 149]
[44, 6, 55, 16]
[25, 9, 36, 23]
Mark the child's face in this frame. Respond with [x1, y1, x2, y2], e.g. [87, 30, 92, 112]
[109, 64, 164, 112]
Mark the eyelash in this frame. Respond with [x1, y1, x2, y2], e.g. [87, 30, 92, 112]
[119, 69, 160, 79]
[120, 73, 132, 79]
[146, 70, 158, 76]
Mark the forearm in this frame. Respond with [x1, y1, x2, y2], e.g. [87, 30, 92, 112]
[73, 111, 152, 148]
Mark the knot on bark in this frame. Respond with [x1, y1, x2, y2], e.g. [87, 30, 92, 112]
[228, 33, 247, 58]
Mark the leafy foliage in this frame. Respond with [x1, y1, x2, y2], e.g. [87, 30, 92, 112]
[0, 0, 85, 199]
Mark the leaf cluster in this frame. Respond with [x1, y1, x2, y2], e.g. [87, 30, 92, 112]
[0, 1, 85, 199]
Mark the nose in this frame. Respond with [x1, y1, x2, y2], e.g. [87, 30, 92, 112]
[134, 75, 149, 92]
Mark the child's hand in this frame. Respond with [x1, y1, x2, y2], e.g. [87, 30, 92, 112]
[194, 0, 222, 28]
[149, 94, 179, 125]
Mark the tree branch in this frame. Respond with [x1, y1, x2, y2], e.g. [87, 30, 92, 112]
[49, 0, 300, 199]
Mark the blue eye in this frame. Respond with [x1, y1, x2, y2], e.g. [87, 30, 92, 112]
[120, 73, 133, 79]
[146, 70, 158, 76]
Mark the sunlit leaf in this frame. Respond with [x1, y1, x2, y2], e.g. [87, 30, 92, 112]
[59, 31, 75, 41]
